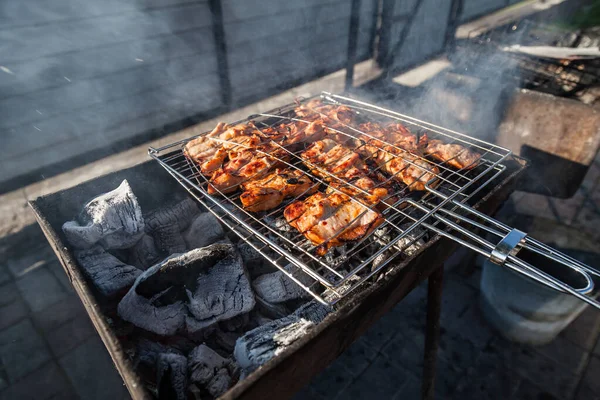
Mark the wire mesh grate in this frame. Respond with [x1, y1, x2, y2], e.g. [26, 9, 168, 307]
[149, 92, 511, 305]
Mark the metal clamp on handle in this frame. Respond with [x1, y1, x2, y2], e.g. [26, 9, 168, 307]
[490, 229, 527, 266]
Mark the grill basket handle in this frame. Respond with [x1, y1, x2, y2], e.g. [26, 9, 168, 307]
[410, 198, 600, 310]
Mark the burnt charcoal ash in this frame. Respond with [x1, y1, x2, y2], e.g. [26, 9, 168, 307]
[252, 265, 311, 304]
[183, 213, 224, 250]
[234, 301, 330, 375]
[188, 344, 236, 398]
[75, 245, 141, 297]
[118, 244, 255, 337]
[185, 247, 255, 328]
[63, 180, 144, 250]
[128, 234, 161, 270]
[153, 224, 187, 255]
[157, 353, 188, 400]
[145, 198, 200, 232]
[144, 198, 201, 255]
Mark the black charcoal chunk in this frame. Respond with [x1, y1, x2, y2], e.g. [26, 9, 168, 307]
[145, 198, 200, 232]
[254, 295, 290, 319]
[252, 267, 310, 304]
[188, 344, 234, 398]
[156, 353, 188, 400]
[237, 242, 276, 278]
[118, 244, 255, 337]
[128, 234, 161, 270]
[234, 301, 330, 373]
[183, 213, 225, 250]
[75, 246, 141, 297]
[63, 180, 144, 249]
[152, 223, 187, 255]
[134, 338, 183, 367]
[145, 198, 200, 255]
[185, 246, 255, 327]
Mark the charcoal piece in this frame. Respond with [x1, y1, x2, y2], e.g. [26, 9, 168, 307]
[128, 234, 161, 270]
[234, 301, 330, 373]
[134, 339, 183, 367]
[152, 223, 187, 255]
[251, 312, 274, 327]
[63, 180, 145, 250]
[237, 242, 276, 278]
[118, 244, 254, 337]
[75, 246, 141, 297]
[252, 267, 311, 304]
[185, 246, 255, 325]
[183, 213, 225, 250]
[145, 198, 200, 232]
[214, 329, 242, 352]
[188, 344, 233, 398]
[157, 353, 188, 400]
[219, 313, 250, 332]
[254, 295, 290, 319]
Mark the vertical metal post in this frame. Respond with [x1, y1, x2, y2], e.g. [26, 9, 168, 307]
[421, 265, 444, 400]
[209, 0, 232, 107]
[444, 0, 464, 49]
[345, 0, 362, 90]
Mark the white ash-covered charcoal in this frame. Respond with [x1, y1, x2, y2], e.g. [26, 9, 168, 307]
[234, 301, 331, 374]
[188, 344, 235, 398]
[144, 198, 200, 255]
[185, 244, 255, 328]
[119, 244, 254, 337]
[153, 223, 187, 255]
[128, 234, 161, 270]
[63, 180, 144, 250]
[252, 265, 312, 304]
[145, 198, 200, 232]
[75, 246, 141, 297]
[156, 353, 188, 400]
[183, 213, 225, 250]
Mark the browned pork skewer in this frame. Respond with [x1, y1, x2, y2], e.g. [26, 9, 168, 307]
[240, 168, 317, 212]
[284, 192, 384, 256]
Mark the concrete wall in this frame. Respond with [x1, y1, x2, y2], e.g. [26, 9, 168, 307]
[0, 0, 376, 191]
[0, 0, 517, 191]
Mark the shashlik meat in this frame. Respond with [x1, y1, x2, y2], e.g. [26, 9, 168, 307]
[207, 141, 288, 195]
[284, 192, 384, 256]
[364, 144, 440, 191]
[240, 168, 317, 212]
[423, 137, 481, 170]
[183, 123, 257, 174]
[301, 139, 369, 181]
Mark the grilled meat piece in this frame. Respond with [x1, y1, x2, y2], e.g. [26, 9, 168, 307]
[272, 120, 328, 146]
[284, 192, 384, 256]
[365, 145, 439, 191]
[424, 138, 481, 170]
[184, 123, 258, 174]
[207, 142, 288, 195]
[240, 168, 317, 212]
[301, 139, 368, 181]
[358, 122, 425, 153]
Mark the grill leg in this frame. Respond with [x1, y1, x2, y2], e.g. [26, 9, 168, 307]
[421, 265, 444, 400]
